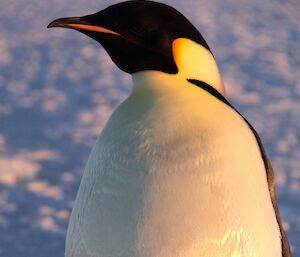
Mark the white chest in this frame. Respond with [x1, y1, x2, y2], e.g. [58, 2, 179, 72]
[65, 74, 281, 257]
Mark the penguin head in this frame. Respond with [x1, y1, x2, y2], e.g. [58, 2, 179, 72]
[48, 0, 224, 94]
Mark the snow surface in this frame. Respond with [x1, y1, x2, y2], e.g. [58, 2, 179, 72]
[0, 0, 299, 256]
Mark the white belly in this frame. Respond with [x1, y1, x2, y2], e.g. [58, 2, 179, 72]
[65, 76, 281, 257]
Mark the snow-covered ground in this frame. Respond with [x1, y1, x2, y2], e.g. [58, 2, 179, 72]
[0, 0, 299, 256]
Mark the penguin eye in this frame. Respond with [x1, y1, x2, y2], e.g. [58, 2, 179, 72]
[129, 23, 155, 37]
[130, 26, 146, 35]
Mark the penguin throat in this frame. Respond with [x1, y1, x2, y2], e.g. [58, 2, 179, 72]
[132, 71, 181, 96]
[172, 38, 226, 96]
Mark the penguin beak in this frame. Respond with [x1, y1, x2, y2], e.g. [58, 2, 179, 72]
[47, 17, 120, 36]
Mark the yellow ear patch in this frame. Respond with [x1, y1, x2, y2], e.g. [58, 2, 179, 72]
[172, 38, 225, 96]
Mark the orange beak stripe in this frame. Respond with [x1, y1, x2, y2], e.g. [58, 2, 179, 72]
[67, 24, 120, 36]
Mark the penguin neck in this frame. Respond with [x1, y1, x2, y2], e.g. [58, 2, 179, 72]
[172, 38, 226, 96]
[132, 71, 183, 97]
[132, 38, 225, 97]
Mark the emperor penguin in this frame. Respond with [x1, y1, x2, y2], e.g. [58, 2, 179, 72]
[48, 1, 292, 257]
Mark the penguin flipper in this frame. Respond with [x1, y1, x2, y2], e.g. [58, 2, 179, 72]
[249, 128, 292, 257]
[187, 79, 292, 256]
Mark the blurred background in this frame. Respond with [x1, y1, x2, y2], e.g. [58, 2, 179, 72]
[0, 0, 299, 256]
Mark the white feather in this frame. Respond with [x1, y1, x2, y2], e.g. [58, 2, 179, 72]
[65, 70, 281, 257]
